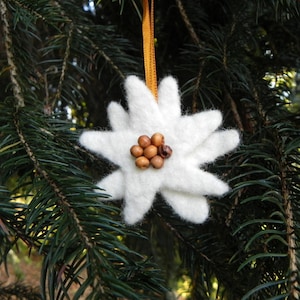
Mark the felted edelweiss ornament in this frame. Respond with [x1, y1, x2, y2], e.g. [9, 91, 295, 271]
[80, 0, 240, 225]
[79, 75, 240, 224]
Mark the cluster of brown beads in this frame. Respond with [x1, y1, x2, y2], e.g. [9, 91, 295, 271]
[130, 133, 172, 169]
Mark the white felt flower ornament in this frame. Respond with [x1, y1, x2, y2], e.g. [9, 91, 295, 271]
[80, 76, 240, 225]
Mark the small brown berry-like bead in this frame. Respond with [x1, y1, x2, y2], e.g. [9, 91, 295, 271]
[138, 135, 151, 148]
[135, 156, 150, 169]
[150, 155, 164, 169]
[151, 132, 165, 147]
[143, 145, 158, 159]
[130, 145, 143, 158]
[158, 144, 173, 158]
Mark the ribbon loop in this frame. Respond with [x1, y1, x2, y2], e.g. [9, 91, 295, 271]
[142, 0, 158, 100]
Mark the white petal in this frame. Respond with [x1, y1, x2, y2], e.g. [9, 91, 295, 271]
[122, 170, 162, 224]
[175, 110, 222, 154]
[125, 76, 164, 131]
[191, 129, 240, 165]
[158, 76, 181, 123]
[162, 189, 209, 223]
[79, 131, 134, 166]
[107, 102, 129, 131]
[96, 170, 125, 200]
[163, 165, 229, 196]
[123, 191, 156, 225]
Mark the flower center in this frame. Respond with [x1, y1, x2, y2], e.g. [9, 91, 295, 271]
[130, 133, 172, 169]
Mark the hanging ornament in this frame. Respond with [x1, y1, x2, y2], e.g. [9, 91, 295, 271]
[79, 0, 240, 225]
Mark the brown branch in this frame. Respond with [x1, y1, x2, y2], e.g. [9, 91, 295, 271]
[192, 60, 206, 113]
[224, 90, 244, 132]
[251, 81, 266, 123]
[222, 18, 236, 71]
[225, 189, 242, 227]
[0, 0, 24, 108]
[175, 0, 202, 48]
[54, 22, 74, 103]
[78, 27, 125, 80]
[280, 150, 299, 299]
[175, 0, 206, 112]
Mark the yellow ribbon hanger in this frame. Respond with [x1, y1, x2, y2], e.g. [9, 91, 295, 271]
[142, 0, 158, 100]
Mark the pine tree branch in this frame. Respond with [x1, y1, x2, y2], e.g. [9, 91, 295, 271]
[224, 90, 244, 131]
[222, 18, 237, 72]
[0, 0, 24, 108]
[10, 0, 46, 21]
[221, 16, 245, 131]
[54, 22, 74, 104]
[13, 111, 94, 250]
[251, 81, 266, 124]
[175, 0, 202, 48]
[280, 140, 299, 299]
[175, 0, 206, 112]
[78, 27, 125, 80]
[192, 60, 206, 113]
[225, 189, 242, 227]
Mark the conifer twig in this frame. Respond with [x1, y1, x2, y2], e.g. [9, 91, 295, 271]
[280, 145, 299, 299]
[192, 60, 205, 113]
[54, 22, 74, 103]
[225, 189, 242, 227]
[224, 90, 244, 131]
[175, 0, 206, 112]
[13, 112, 94, 249]
[78, 27, 125, 80]
[11, 0, 46, 21]
[0, 0, 24, 108]
[175, 0, 202, 48]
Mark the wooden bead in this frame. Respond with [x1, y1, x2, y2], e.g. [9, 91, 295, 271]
[130, 145, 143, 157]
[151, 132, 165, 147]
[150, 155, 164, 169]
[135, 156, 150, 169]
[143, 145, 158, 159]
[158, 144, 173, 158]
[138, 135, 151, 148]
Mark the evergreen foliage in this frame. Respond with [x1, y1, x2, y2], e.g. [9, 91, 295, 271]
[0, 0, 299, 299]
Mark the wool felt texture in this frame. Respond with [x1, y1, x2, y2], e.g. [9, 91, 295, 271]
[79, 75, 240, 225]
